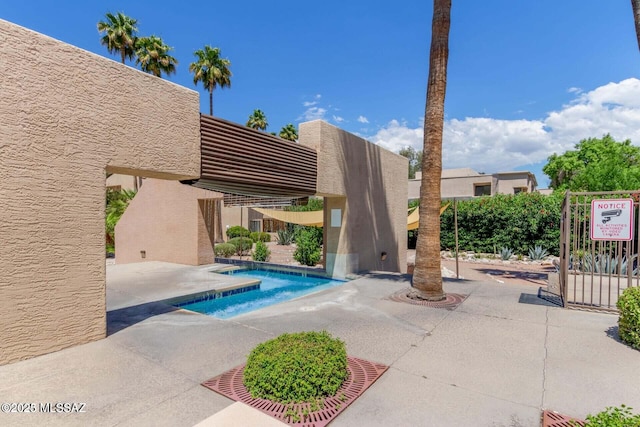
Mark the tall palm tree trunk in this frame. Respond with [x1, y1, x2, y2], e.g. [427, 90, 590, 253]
[633, 0, 640, 52]
[209, 89, 214, 116]
[412, 0, 451, 301]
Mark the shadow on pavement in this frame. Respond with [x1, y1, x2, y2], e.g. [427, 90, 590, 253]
[107, 301, 179, 336]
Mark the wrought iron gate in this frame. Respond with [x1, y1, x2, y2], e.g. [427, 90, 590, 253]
[559, 191, 640, 312]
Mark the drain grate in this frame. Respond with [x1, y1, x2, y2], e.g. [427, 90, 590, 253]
[202, 356, 388, 427]
[387, 288, 467, 310]
[541, 410, 585, 427]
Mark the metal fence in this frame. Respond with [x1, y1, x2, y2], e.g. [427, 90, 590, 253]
[559, 191, 640, 312]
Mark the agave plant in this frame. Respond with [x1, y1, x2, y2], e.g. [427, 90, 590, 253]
[499, 247, 514, 261]
[528, 245, 549, 261]
[276, 228, 294, 245]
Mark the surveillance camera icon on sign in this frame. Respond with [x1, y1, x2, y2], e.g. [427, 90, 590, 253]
[601, 209, 622, 224]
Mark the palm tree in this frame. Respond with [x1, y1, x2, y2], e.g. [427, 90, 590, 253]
[135, 35, 178, 78]
[246, 109, 268, 131]
[279, 124, 298, 142]
[189, 45, 232, 115]
[411, 0, 451, 301]
[97, 12, 138, 64]
[633, 0, 640, 52]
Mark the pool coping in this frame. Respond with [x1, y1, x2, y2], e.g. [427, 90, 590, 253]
[214, 258, 333, 279]
[161, 278, 262, 307]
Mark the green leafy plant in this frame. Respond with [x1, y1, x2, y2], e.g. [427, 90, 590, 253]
[214, 243, 236, 258]
[252, 241, 271, 262]
[249, 231, 271, 243]
[617, 287, 640, 349]
[294, 228, 322, 266]
[226, 225, 250, 239]
[105, 188, 136, 254]
[500, 247, 514, 261]
[528, 245, 549, 261]
[243, 331, 348, 404]
[227, 237, 253, 256]
[584, 404, 640, 426]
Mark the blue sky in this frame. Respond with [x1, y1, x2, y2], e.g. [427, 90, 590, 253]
[3, 1, 639, 187]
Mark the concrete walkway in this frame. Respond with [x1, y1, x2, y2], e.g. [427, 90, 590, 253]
[0, 262, 638, 427]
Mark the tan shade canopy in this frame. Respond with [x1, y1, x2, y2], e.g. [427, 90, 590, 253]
[254, 208, 324, 227]
[407, 202, 450, 231]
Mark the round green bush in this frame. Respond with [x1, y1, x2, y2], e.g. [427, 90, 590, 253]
[243, 331, 347, 403]
[226, 225, 250, 239]
[214, 243, 236, 258]
[617, 286, 640, 349]
[252, 241, 271, 262]
[227, 237, 253, 256]
[250, 231, 271, 243]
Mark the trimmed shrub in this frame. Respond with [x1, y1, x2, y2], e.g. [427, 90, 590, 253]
[293, 228, 321, 266]
[585, 405, 640, 426]
[617, 286, 640, 349]
[214, 243, 236, 258]
[252, 241, 271, 262]
[250, 231, 271, 243]
[243, 331, 347, 404]
[226, 225, 250, 239]
[227, 237, 253, 256]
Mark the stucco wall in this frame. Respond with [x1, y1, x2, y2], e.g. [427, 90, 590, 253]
[0, 20, 200, 365]
[494, 174, 535, 194]
[299, 121, 407, 276]
[116, 180, 221, 265]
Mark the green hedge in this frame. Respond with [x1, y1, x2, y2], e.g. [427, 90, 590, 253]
[439, 192, 563, 256]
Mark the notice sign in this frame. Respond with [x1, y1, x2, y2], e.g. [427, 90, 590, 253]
[590, 198, 635, 241]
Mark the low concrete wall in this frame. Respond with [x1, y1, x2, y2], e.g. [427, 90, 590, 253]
[299, 121, 408, 277]
[116, 180, 222, 265]
[0, 20, 200, 365]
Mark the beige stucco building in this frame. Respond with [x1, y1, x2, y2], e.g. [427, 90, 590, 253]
[1, 20, 407, 365]
[116, 120, 408, 278]
[408, 168, 538, 201]
[0, 20, 201, 365]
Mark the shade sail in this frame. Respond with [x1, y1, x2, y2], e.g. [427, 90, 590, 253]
[254, 208, 324, 227]
[407, 203, 450, 230]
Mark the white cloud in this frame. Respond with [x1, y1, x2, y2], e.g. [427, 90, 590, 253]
[357, 115, 369, 123]
[370, 78, 640, 173]
[333, 115, 345, 123]
[303, 101, 317, 107]
[567, 87, 583, 94]
[299, 106, 327, 121]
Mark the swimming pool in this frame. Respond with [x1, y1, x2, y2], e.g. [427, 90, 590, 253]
[176, 269, 345, 319]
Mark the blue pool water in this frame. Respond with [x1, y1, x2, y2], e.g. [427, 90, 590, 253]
[176, 269, 345, 319]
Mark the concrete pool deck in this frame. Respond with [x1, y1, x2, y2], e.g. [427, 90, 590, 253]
[0, 261, 638, 426]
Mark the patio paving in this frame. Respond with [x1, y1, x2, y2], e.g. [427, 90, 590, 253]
[0, 261, 638, 427]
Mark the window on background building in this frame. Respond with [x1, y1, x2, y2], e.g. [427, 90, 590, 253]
[514, 187, 528, 194]
[474, 183, 491, 197]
